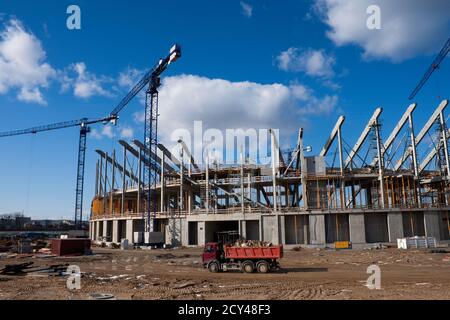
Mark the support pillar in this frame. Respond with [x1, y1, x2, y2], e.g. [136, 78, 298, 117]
[424, 211, 442, 240]
[349, 213, 366, 244]
[387, 212, 404, 242]
[198, 221, 206, 246]
[102, 220, 107, 239]
[126, 219, 133, 243]
[112, 220, 119, 243]
[309, 214, 326, 245]
[240, 220, 247, 239]
[279, 215, 285, 245]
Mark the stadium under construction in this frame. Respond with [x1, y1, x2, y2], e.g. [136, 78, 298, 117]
[89, 99, 450, 247]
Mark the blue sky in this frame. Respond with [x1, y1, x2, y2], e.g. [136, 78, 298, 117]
[0, 0, 449, 219]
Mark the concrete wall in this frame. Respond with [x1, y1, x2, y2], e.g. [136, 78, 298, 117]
[387, 212, 404, 243]
[349, 213, 366, 244]
[309, 214, 326, 245]
[424, 211, 442, 240]
[261, 215, 279, 245]
[197, 221, 205, 246]
[112, 220, 119, 243]
[125, 219, 133, 243]
[165, 217, 184, 246]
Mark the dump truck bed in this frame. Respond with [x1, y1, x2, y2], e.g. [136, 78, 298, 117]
[224, 245, 283, 259]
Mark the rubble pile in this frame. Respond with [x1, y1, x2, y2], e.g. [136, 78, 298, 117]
[233, 240, 273, 247]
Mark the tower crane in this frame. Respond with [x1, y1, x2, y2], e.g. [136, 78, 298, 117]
[0, 115, 117, 228]
[109, 44, 181, 232]
[0, 44, 181, 231]
[409, 37, 450, 100]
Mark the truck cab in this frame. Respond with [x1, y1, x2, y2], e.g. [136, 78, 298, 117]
[202, 242, 223, 266]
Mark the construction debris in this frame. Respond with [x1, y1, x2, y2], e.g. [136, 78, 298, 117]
[0, 262, 34, 275]
[233, 240, 272, 248]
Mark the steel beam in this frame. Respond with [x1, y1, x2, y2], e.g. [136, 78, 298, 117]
[345, 108, 382, 168]
[395, 100, 448, 170]
[320, 116, 345, 157]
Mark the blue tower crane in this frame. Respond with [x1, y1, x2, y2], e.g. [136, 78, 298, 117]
[0, 115, 117, 228]
[109, 44, 181, 232]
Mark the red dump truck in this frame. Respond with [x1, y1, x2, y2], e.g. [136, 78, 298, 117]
[202, 242, 283, 273]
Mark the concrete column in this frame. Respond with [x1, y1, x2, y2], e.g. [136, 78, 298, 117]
[309, 214, 326, 245]
[198, 221, 206, 246]
[387, 212, 404, 242]
[95, 221, 100, 241]
[279, 215, 286, 245]
[273, 215, 280, 245]
[424, 211, 442, 240]
[240, 220, 247, 239]
[349, 213, 366, 244]
[181, 219, 189, 246]
[102, 220, 108, 239]
[112, 220, 119, 243]
[259, 215, 263, 241]
[261, 215, 279, 245]
[126, 219, 133, 243]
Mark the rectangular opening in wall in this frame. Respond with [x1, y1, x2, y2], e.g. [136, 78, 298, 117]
[245, 220, 259, 240]
[325, 214, 349, 243]
[106, 221, 113, 241]
[98, 221, 104, 240]
[205, 221, 239, 243]
[365, 213, 389, 243]
[285, 215, 309, 244]
[441, 212, 450, 240]
[118, 220, 126, 241]
[188, 222, 198, 245]
[402, 212, 425, 237]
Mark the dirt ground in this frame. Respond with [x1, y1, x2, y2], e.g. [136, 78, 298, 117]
[1, 246, 450, 300]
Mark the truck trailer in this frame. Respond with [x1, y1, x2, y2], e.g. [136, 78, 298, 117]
[202, 242, 283, 273]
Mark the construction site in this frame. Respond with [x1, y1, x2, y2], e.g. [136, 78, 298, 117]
[89, 98, 450, 248]
[1, 5, 450, 300]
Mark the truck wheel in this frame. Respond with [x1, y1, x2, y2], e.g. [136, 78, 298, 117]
[208, 261, 220, 273]
[242, 261, 254, 273]
[257, 261, 269, 273]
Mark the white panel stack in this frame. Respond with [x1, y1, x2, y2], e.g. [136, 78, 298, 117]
[397, 236, 437, 249]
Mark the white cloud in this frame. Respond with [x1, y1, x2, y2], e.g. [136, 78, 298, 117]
[66, 62, 112, 99]
[89, 128, 103, 140]
[17, 87, 46, 105]
[314, 0, 450, 62]
[134, 74, 338, 144]
[240, 1, 253, 18]
[89, 125, 115, 140]
[120, 127, 134, 139]
[0, 19, 55, 104]
[277, 47, 336, 78]
[118, 67, 143, 88]
[101, 125, 114, 138]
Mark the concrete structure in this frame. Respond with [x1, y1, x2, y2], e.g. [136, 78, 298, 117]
[90, 100, 450, 247]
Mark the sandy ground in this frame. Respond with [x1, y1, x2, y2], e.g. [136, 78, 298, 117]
[1, 246, 450, 300]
